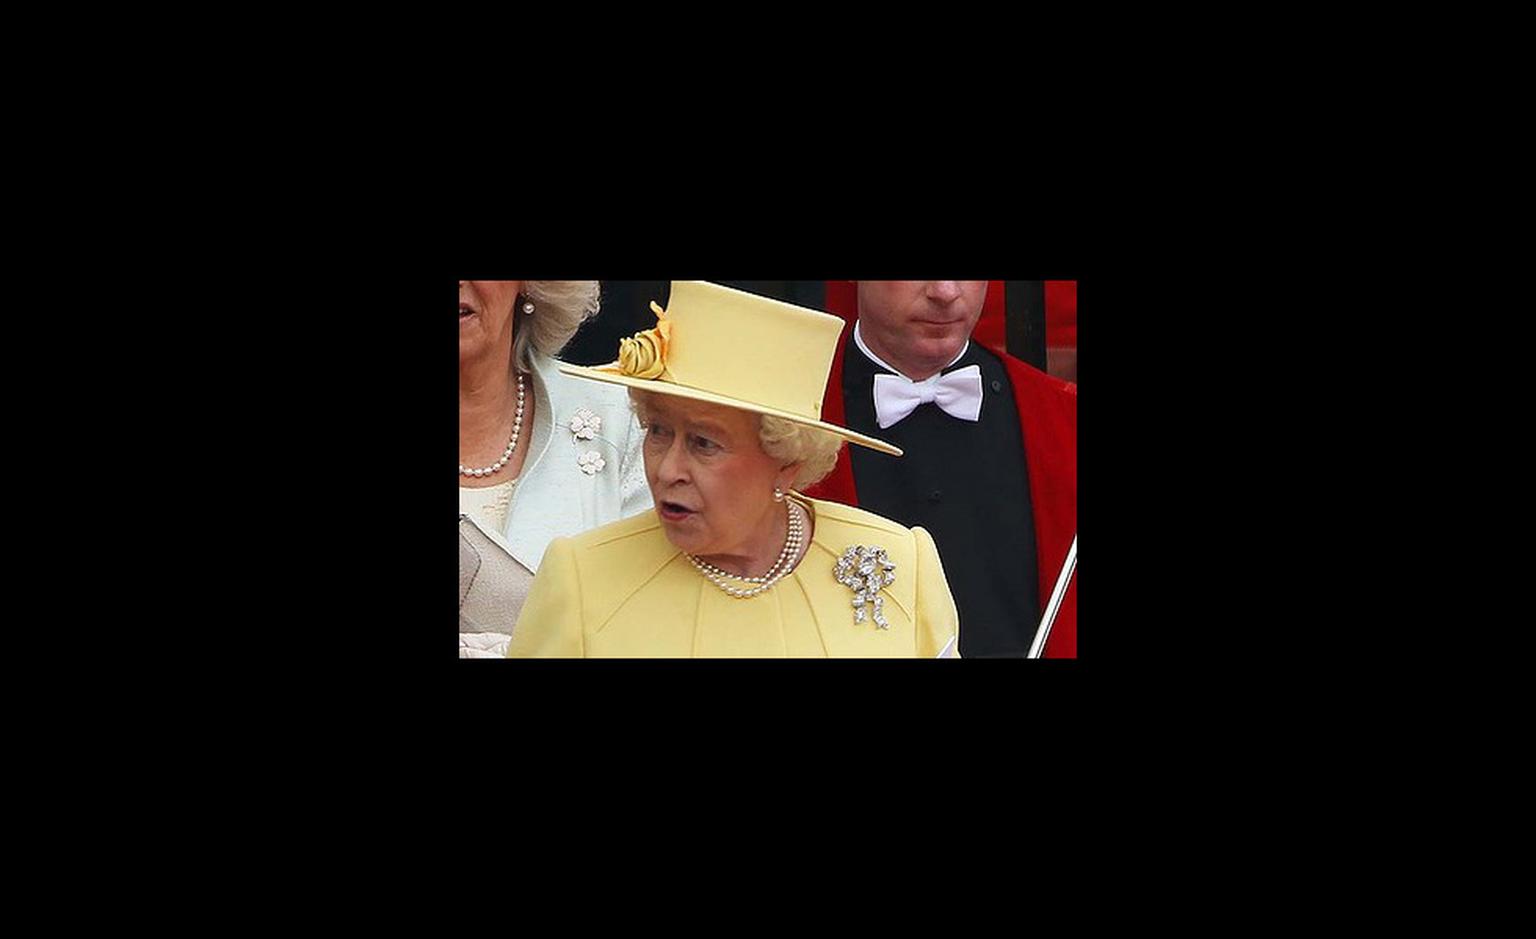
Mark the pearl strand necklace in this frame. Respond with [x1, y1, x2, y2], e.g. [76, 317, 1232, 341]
[691, 500, 803, 584]
[460, 372, 525, 478]
[688, 500, 806, 599]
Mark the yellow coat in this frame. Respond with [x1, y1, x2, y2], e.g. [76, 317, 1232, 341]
[508, 496, 959, 657]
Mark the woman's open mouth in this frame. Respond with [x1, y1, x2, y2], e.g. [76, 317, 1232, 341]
[658, 501, 696, 521]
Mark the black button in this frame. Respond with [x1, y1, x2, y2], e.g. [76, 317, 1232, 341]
[991, 379, 1003, 392]
[929, 489, 943, 503]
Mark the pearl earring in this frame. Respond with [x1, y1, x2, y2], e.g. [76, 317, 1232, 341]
[773, 487, 785, 502]
[523, 301, 535, 315]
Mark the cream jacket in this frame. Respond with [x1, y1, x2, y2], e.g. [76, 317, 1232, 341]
[460, 350, 653, 573]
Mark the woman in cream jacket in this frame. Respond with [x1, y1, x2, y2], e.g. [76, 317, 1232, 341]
[459, 280, 652, 657]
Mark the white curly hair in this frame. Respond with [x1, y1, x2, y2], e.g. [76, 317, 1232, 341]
[629, 390, 845, 491]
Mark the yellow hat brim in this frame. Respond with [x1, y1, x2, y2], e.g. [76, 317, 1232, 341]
[556, 362, 904, 457]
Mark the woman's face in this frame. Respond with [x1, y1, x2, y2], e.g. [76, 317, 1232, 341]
[459, 280, 522, 363]
[641, 394, 800, 560]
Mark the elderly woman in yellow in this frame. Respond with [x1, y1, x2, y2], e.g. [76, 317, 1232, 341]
[508, 281, 960, 658]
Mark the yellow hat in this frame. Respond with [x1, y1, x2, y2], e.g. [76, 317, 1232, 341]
[557, 280, 902, 456]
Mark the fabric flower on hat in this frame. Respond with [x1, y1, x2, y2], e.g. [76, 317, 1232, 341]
[616, 318, 672, 380]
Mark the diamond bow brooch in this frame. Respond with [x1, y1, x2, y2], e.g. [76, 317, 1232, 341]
[834, 544, 897, 629]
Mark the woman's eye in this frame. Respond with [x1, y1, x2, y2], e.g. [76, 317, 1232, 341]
[647, 423, 673, 440]
[691, 435, 720, 453]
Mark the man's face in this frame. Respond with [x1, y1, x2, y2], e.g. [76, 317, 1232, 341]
[855, 281, 988, 380]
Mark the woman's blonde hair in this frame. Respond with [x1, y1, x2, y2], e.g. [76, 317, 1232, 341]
[630, 390, 844, 491]
[518, 281, 602, 370]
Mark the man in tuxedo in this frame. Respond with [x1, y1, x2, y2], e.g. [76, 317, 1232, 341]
[805, 281, 1077, 657]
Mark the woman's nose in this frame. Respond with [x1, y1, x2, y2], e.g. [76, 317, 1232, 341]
[657, 437, 688, 483]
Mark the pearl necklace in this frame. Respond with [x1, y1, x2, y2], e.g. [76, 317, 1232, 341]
[687, 499, 806, 599]
[460, 372, 525, 478]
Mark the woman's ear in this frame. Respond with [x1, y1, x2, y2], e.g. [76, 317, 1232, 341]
[777, 462, 803, 492]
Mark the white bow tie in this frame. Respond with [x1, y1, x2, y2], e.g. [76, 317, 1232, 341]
[872, 365, 984, 429]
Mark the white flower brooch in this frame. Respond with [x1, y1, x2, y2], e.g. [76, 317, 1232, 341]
[577, 450, 606, 476]
[568, 408, 602, 441]
[834, 545, 897, 629]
